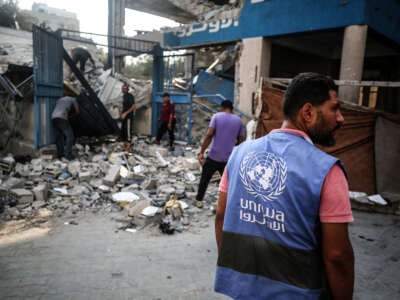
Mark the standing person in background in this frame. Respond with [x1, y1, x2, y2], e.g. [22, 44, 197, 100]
[120, 84, 136, 153]
[51, 94, 80, 160]
[215, 73, 354, 299]
[155, 92, 176, 151]
[195, 100, 245, 209]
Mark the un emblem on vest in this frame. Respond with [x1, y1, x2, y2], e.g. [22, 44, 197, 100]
[239, 151, 287, 202]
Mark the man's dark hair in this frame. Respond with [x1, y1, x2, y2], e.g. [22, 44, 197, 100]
[283, 73, 337, 120]
[162, 92, 170, 98]
[221, 100, 233, 110]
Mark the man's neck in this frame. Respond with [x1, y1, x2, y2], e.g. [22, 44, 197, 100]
[281, 119, 307, 132]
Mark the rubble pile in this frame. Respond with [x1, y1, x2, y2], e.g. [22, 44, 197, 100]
[0, 135, 220, 234]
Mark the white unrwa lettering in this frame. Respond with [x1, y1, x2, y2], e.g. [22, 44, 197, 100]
[239, 198, 286, 233]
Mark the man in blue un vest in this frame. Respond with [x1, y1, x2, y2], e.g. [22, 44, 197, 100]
[215, 73, 354, 299]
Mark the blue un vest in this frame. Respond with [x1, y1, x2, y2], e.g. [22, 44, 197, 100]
[215, 131, 341, 300]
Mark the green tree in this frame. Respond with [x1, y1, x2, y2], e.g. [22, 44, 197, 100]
[0, 0, 18, 28]
[122, 55, 153, 79]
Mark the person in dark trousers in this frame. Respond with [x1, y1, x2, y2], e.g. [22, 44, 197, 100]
[155, 92, 176, 151]
[68, 47, 95, 79]
[120, 84, 136, 152]
[51, 94, 80, 160]
[195, 100, 245, 208]
[215, 73, 354, 299]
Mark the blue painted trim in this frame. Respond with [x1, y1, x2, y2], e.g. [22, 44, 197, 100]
[364, 0, 400, 44]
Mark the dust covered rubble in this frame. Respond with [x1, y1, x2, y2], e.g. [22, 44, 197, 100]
[0, 136, 219, 233]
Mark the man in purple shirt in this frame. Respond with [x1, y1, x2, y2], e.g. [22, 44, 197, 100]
[195, 100, 245, 208]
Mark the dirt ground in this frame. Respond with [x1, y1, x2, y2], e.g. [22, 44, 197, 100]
[0, 208, 399, 299]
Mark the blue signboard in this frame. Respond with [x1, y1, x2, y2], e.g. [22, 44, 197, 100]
[164, 0, 400, 48]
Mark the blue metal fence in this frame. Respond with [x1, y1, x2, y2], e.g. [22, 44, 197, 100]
[152, 53, 194, 143]
[32, 25, 64, 149]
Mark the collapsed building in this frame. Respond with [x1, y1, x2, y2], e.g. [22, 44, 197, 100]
[106, 0, 400, 207]
[1, 0, 400, 229]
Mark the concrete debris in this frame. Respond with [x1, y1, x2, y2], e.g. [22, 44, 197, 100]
[184, 171, 196, 182]
[112, 191, 140, 203]
[155, 151, 169, 167]
[141, 206, 161, 217]
[10, 188, 33, 205]
[0, 132, 225, 232]
[32, 183, 48, 202]
[103, 165, 121, 186]
[367, 194, 388, 206]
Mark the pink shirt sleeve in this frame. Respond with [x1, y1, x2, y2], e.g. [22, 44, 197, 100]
[319, 164, 354, 223]
[219, 168, 228, 193]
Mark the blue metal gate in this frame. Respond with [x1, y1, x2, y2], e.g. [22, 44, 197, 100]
[32, 25, 64, 149]
[152, 52, 195, 143]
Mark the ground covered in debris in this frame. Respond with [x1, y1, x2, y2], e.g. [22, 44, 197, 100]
[0, 134, 222, 236]
[1, 136, 399, 299]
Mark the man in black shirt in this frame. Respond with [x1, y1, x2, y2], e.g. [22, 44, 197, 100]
[121, 84, 136, 152]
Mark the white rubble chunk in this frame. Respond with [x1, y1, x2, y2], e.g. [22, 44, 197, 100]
[133, 165, 144, 174]
[112, 192, 140, 202]
[368, 194, 388, 206]
[184, 172, 196, 182]
[53, 187, 68, 195]
[103, 165, 121, 186]
[141, 206, 162, 217]
[98, 184, 111, 191]
[155, 151, 169, 167]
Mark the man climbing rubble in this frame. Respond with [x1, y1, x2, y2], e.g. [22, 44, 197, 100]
[68, 47, 95, 80]
[51, 93, 80, 160]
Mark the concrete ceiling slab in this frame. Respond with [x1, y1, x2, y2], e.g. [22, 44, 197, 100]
[125, 0, 197, 23]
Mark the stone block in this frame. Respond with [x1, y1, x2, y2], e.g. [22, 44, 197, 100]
[0, 177, 25, 189]
[185, 158, 199, 170]
[78, 170, 92, 181]
[33, 183, 48, 202]
[102, 165, 121, 186]
[10, 188, 34, 205]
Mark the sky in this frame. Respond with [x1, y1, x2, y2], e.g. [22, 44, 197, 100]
[18, 0, 179, 36]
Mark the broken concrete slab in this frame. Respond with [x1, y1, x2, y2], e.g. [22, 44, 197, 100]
[102, 165, 121, 186]
[10, 188, 34, 205]
[0, 177, 25, 190]
[78, 170, 92, 182]
[33, 183, 48, 202]
[184, 157, 199, 170]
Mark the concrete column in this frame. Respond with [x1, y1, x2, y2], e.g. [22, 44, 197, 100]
[339, 25, 368, 104]
[111, 0, 125, 73]
[236, 37, 271, 117]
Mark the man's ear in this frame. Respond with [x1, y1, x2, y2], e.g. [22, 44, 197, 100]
[300, 103, 315, 123]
